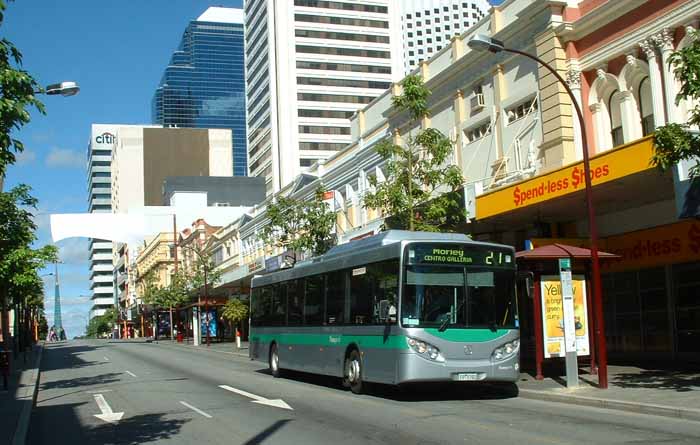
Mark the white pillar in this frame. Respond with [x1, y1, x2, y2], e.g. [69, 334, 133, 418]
[639, 39, 667, 127]
[193, 307, 200, 346]
[590, 102, 610, 152]
[656, 28, 680, 123]
[566, 68, 584, 160]
[619, 90, 643, 142]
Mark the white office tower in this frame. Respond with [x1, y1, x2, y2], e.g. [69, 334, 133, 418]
[87, 124, 119, 318]
[396, 0, 490, 74]
[245, 0, 394, 195]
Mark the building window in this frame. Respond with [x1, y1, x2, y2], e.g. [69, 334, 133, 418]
[638, 77, 654, 136]
[465, 121, 491, 143]
[609, 91, 624, 147]
[506, 97, 538, 124]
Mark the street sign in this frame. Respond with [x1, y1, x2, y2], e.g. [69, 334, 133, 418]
[558, 258, 571, 270]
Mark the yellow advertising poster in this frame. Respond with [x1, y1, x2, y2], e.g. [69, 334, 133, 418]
[540, 275, 590, 358]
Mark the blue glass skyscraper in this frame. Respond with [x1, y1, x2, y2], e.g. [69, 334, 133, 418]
[152, 7, 247, 176]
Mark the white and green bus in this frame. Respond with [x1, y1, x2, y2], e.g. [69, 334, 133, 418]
[249, 230, 519, 394]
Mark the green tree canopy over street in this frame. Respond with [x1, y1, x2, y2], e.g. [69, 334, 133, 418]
[261, 187, 336, 261]
[363, 75, 465, 232]
[0, 1, 59, 352]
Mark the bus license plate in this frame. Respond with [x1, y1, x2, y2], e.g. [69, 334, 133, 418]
[455, 373, 479, 381]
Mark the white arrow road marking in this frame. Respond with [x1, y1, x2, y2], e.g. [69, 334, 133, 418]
[219, 385, 293, 410]
[93, 394, 124, 423]
[179, 401, 213, 418]
[125, 370, 137, 377]
[103, 356, 109, 361]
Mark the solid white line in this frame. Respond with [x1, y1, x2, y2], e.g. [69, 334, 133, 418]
[179, 401, 213, 419]
[125, 370, 137, 377]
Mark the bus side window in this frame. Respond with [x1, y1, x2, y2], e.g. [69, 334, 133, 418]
[287, 279, 303, 326]
[326, 270, 345, 325]
[350, 268, 372, 325]
[304, 275, 324, 326]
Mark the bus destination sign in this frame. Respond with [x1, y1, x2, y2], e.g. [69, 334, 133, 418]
[408, 244, 514, 267]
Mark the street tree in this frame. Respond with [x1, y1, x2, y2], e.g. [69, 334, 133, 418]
[0, 184, 57, 352]
[221, 298, 248, 336]
[261, 187, 336, 262]
[652, 29, 700, 178]
[362, 75, 465, 232]
[0, 0, 46, 181]
[87, 307, 116, 338]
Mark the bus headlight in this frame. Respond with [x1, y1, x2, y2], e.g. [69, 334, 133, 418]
[491, 339, 519, 362]
[407, 337, 445, 362]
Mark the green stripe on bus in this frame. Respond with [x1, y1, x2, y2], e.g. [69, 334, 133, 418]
[250, 333, 409, 349]
[423, 329, 509, 342]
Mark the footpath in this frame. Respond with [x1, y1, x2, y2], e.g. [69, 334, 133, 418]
[161, 340, 700, 422]
[0, 343, 43, 445]
[517, 364, 700, 421]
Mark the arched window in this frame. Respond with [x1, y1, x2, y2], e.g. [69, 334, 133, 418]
[638, 77, 654, 135]
[608, 91, 624, 147]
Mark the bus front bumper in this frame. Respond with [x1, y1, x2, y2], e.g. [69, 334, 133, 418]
[396, 352, 519, 384]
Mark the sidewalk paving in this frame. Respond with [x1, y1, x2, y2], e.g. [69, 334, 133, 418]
[0, 343, 43, 445]
[517, 364, 700, 421]
[153, 340, 700, 422]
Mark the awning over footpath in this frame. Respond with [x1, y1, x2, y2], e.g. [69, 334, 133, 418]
[516, 243, 619, 260]
[474, 137, 669, 224]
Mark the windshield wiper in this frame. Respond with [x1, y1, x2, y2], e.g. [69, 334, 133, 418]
[438, 317, 450, 332]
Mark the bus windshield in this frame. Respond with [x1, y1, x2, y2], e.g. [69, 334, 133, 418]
[401, 265, 517, 329]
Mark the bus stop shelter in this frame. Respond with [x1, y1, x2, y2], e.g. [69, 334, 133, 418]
[516, 244, 618, 381]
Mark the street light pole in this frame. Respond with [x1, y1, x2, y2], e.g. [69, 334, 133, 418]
[468, 35, 608, 388]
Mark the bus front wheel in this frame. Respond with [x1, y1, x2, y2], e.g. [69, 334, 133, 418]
[344, 349, 364, 394]
[269, 343, 282, 378]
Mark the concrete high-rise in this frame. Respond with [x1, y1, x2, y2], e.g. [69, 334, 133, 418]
[152, 7, 247, 176]
[245, 0, 395, 195]
[87, 124, 123, 318]
[395, 0, 490, 74]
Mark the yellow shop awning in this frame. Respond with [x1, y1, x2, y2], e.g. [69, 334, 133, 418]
[475, 136, 670, 222]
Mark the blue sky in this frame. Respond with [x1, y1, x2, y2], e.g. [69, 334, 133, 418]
[4, 0, 501, 339]
[3, 0, 242, 338]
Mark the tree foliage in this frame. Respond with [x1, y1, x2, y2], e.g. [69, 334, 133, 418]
[652, 29, 700, 178]
[0, 0, 46, 179]
[221, 298, 248, 327]
[261, 187, 336, 259]
[87, 307, 117, 338]
[0, 185, 57, 351]
[363, 75, 464, 232]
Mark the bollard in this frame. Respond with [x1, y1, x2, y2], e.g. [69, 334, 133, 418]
[235, 329, 241, 349]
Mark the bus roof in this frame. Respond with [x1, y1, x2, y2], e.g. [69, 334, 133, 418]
[251, 230, 509, 288]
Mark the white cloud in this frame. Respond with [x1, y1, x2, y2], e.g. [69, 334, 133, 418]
[45, 147, 84, 169]
[16, 149, 37, 165]
[57, 238, 90, 264]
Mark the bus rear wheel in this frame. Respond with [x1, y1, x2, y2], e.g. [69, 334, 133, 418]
[344, 350, 364, 394]
[269, 343, 282, 378]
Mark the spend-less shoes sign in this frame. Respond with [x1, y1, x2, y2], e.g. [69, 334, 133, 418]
[476, 137, 655, 219]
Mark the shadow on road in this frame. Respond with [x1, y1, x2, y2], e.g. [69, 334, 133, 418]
[255, 368, 518, 401]
[40, 373, 124, 391]
[40, 342, 104, 372]
[84, 413, 190, 445]
[242, 419, 293, 445]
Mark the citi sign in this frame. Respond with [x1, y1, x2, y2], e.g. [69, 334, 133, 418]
[95, 132, 116, 144]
